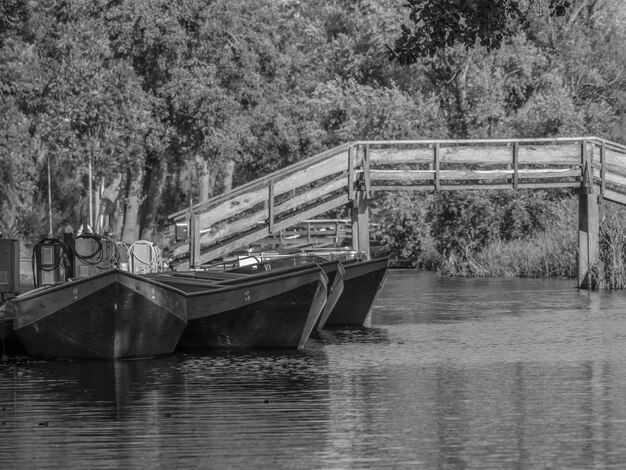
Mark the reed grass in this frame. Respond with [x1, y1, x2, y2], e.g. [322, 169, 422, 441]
[437, 197, 578, 278]
[588, 202, 626, 289]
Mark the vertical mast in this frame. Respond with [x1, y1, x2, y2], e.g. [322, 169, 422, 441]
[88, 156, 93, 230]
[47, 152, 53, 237]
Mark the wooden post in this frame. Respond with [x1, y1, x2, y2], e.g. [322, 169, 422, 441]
[189, 213, 200, 269]
[268, 181, 275, 234]
[348, 146, 355, 201]
[363, 144, 371, 198]
[513, 142, 519, 189]
[578, 140, 599, 289]
[600, 141, 606, 195]
[578, 191, 600, 289]
[351, 191, 370, 259]
[434, 143, 440, 190]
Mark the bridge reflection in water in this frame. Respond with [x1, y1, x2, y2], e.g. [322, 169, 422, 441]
[2, 270, 626, 468]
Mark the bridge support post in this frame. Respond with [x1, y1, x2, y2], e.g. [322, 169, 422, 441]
[351, 191, 370, 259]
[578, 190, 600, 289]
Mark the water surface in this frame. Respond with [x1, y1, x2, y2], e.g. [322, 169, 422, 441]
[2, 271, 626, 469]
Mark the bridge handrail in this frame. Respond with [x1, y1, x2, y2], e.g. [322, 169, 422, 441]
[355, 136, 599, 145]
[170, 136, 605, 222]
[168, 136, 626, 267]
[169, 141, 355, 221]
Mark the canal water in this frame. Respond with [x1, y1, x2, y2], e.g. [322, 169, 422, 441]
[2, 270, 626, 469]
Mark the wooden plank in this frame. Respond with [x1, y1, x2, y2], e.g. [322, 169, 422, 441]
[513, 142, 519, 189]
[268, 181, 275, 234]
[369, 147, 434, 165]
[517, 144, 581, 165]
[434, 143, 440, 190]
[514, 182, 582, 190]
[169, 143, 353, 221]
[601, 141, 606, 194]
[197, 174, 349, 230]
[360, 137, 592, 146]
[599, 161, 626, 180]
[197, 193, 351, 264]
[371, 181, 582, 192]
[273, 177, 348, 215]
[603, 147, 626, 170]
[369, 168, 580, 181]
[198, 208, 269, 247]
[196, 186, 268, 229]
[197, 177, 349, 246]
[363, 144, 371, 196]
[603, 188, 626, 206]
[603, 171, 626, 188]
[439, 145, 515, 164]
[272, 150, 349, 196]
[348, 146, 354, 201]
[369, 143, 582, 166]
[190, 214, 200, 268]
[351, 192, 370, 256]
[578, 188, 600, 288]
[172, 242, 190, 258]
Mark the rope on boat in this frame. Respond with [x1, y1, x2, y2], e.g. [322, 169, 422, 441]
[128, 240, 163, 274]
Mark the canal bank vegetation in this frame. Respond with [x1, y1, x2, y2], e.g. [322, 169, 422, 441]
[373, 190, 626, 289]
[2, 1, 626, 285]
[371, 189, 578, 279]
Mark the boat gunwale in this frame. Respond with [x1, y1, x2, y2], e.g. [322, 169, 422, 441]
[10, 268, 189, 304]
[169, 265, 328, 297]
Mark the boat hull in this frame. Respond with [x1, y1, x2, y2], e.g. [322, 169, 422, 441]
[159, 266, 328, 350]
[0, 308, 25, 356]
[324, 257, 389, 327]
[229, 258, 344, 330]
[10, 270, 187, 360]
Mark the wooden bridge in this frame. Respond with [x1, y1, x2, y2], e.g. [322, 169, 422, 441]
[169, 137, 626, 287]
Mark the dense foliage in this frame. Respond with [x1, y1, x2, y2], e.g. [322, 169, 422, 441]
[2, 0, 626, 283]
[388, 0, 573, 62]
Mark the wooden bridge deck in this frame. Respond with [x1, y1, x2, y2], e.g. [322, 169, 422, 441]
[169, 137, 626, 269]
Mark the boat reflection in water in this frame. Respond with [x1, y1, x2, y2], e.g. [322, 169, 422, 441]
[0, 349, 334, 468]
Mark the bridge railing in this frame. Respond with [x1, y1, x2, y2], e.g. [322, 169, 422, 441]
[169, 142, 363, 266]
[169, 137, 626, 268]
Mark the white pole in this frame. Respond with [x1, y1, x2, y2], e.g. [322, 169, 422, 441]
[47, 152, 53, 237]
[88, 156, 93, 230]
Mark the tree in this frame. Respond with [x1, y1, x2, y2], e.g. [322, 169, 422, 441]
[388, 0, 572, 63]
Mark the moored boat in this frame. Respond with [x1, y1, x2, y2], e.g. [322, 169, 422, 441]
[227, 257, 345, 330]
[151, 264, 328, 350]
[323, 256, 389, 327]
[0, 305, 24, 356]
[8, 269, 187, 360]
[211, 251, 389, 327]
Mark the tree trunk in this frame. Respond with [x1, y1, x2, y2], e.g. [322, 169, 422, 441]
[121, 166, 144, 244]
[97, 173, 123, 234]
[111, 173, 129, 240]
[219, 158, 235, 193]
[139, 153, 168, 240]
[453, 60, 471, 138]
[198, 156, 217, 203]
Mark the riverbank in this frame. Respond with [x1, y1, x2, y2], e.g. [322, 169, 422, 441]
[372, 190, 626, 289]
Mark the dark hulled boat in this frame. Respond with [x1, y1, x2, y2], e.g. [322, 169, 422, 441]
[9, 269, 187, 360]
[0, 306, 24, 356]
[213, 251, 389, 327]
[228, 257, 345, 330]
[152, 264, 328, 350]
[323, 256, 389, 327]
